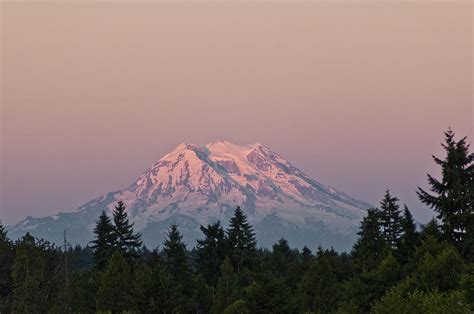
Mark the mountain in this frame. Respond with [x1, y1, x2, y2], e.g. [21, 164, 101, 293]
[7, 141, 371, 251]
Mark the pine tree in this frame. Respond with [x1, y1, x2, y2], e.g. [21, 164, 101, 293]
[96, 251, 136, 312]
[0, 223, 13, 313]
[196, 221, 226, 285]
[226, 206, 257, 273]
[417, 128, 474, 256]
[300, 252, 340, 313]
[12, 233, 63, 313]
[162, 224, 188, 278]
[213, 257, 240, 313]
[380, 190, 403, 249]
[352, 209, 387, 272]
[112, 200, 142, 259]
[90, 211, 116, 270]
[398, 205, 419, 262]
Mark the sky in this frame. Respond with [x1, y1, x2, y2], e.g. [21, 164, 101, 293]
[1, 1, 472, 225]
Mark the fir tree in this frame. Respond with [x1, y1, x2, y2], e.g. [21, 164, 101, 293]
[417, 128, 474, 256]
[96, 251, 136, 312]
[112, 200, 142, 259]
[213, 257, 240, 313]
[90, 211, 116, 270]
[352, 209, 386, 272]
[398, 205, 419, 262]
[226, 206, 257, 273]
[196, 221, 226, 285]
[162, 224, 188, 278]
[380, 190, 403, 249]
[0, 223, 13, 313]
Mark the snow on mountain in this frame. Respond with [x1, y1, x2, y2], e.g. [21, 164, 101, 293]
[7, 141, 371, 251]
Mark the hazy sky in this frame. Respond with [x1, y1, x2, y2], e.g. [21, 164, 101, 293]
[1, 2, 472, 225]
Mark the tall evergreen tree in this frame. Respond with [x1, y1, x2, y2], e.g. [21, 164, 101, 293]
[96, 251, 136, 312]
[112, 201, 142, 259]
[213, 257, 240, 313]
[0, 223, 13, 313]
[162, 224, 188, 278]
[196, 221, 226, 285]
[380, 190, 403, 249]
[90, 211, 116, 270]
[12, 234, 64, 313]
[417, 128, 474, 256]
[352, 209, 386, 272]
[226, 206, 257, 273]
[398, 205, 419, 262]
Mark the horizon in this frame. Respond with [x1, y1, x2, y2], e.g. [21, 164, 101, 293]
[1, 2, 473, 226]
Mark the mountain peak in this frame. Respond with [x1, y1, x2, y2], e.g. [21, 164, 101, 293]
[8, 140, 371, 251]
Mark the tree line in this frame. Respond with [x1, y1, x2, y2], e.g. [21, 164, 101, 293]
[0, 128, 472, 313]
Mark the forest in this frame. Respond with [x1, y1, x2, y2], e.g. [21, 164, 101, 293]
[0, 128, 473, 313]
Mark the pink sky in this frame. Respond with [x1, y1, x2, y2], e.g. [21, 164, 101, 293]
[1, 2, 472, 225]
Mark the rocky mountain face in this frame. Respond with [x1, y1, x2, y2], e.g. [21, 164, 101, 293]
[8, 141, 371, 251]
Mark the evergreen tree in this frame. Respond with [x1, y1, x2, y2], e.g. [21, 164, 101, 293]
[213, 257, 240, 313]
[300, 253, 340, 313]
[269, 238, 298, 282]
[112, 200, 142, 259]
[12, 234, 63, 313]
[398, 205, 419, 262]
[420, 218, 443, 242]
[417, 128, 474, 256]
[0, 223, 13, 313]
[352, 209, 386, 272]
[226, 206, 257, 273]
[162, 224, 188, 277]
[90, 211, 116, 270]
[196, 221, 226, 285]
[96, 251, 136, 312]
[380, 190, 403, 249]
[244, 271, 294, 313]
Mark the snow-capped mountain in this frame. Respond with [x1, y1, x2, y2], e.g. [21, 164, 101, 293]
[8, 141, 371, 251]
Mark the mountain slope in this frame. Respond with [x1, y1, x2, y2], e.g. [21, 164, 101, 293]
[8, 141, 371, 251]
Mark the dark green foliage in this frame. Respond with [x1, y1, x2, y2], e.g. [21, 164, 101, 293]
[397, 206, 419, 262]
[162, 223, 188, 277]
[196, 221, 226, 285]
[112, 200, 142, 259]
[96, 251, 136, 312]
[417, 128, 474, 258]
[244, 271, 294, 313]
[372, 290, 471, 314]
[90, 211, 116, 270]
[11, 233, 65, 313]
[300, 250, 340, 313]
[0, 223, 14, 313]
[213, 257, 241, 313]
[380, 190, 403, 249]
[226, 206, 257, 273]
[352, 208, 386, 272]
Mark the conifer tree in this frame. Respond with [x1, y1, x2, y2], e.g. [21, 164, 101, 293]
[12, 233, 63, 313]
[419, 218, 443, 242]
[96, 251, 136, 312]
[417, 128, 474, 256]
[213, 257, 240, 313]
[226, 206, 257, 273]
[352, 209, 386, 272]
[196, 221, 226, 285]
[0, 223, 13, 313]
[162, 224, 188, 277]
[380, 190, 403, 249]
[112, 200, 142, 259]
[398, 205, 419, 262]
[90, 211, 116, 270]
